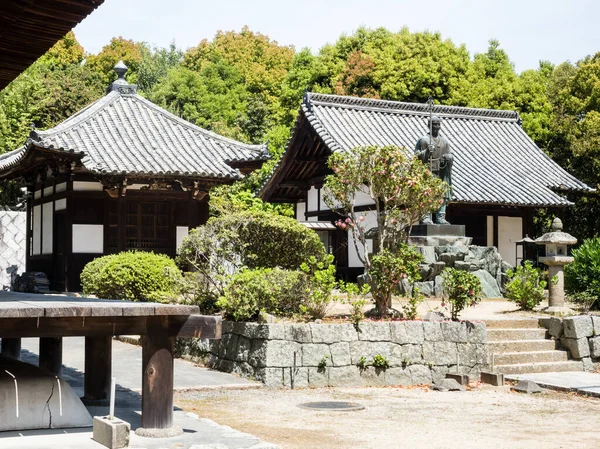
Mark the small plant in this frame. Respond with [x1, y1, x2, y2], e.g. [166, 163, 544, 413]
[357, 356, 369, 371]
[402, 356, 410, 368]
[441, 268, 483, 321]
[371, 354, 390, 370]
[299, 255, 337, 320]
[318, 355, 329, 370]
[339, 281, 370, 325]
[403, 286, 424, 320]
[504, 261, 547, 310]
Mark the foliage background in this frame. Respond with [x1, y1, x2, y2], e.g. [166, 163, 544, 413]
[1, 27, 599, 239]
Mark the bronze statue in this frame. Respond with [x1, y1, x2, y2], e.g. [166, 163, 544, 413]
[415, 115, 453, 224]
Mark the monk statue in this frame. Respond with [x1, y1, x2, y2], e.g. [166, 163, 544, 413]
[415, 115, 453, 225]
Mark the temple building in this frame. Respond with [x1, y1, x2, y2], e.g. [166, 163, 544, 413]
[259, 92, 592, 279]
[0, 64, 268, 291]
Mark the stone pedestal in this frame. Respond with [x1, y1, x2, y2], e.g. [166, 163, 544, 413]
[93, 416, 130, 449]
[539, 255, 574, 315]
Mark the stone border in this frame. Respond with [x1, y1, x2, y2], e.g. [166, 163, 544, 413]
[177, 321, 489, 388]
[540, 315, 600, 371]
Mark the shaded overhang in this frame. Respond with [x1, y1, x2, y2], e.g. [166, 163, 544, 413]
[0, 0, 105, 91]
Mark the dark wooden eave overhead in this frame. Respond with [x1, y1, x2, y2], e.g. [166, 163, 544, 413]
[0, 0, 105, 91]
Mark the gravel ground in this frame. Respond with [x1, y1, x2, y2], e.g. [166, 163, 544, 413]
[175, 384, 600, 449]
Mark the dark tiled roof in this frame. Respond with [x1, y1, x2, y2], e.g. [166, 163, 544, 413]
[262, 92, 591, 206]
[0, 90, 268, 180]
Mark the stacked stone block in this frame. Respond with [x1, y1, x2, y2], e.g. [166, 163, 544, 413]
[540, 315, 600, 371]
[186, 321, 489, 388]
[0, 211, 26, 289]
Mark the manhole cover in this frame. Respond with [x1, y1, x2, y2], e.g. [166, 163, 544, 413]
[298, 401, 365, 411]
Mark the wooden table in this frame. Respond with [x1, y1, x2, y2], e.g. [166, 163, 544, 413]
[0, 291, 221, 431]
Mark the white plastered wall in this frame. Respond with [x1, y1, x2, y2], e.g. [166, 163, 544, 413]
[486, 216, 494, 247]
[348, 210, 377, 268]
[296, 202, 306, 220]
[73, 181, 103, 191]
[32, 205, 41, 256]
[498, 216, 522, 266]
[307, 186, 319, 222]
[72, 224, 104, 253]
[42, 202, 53, 254]
[176, 226, 189, 249]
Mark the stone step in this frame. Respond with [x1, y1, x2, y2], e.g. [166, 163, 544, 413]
[487, 328, 548, 342]
[484, 319, 541, 329]
[488, 339, 559, 353]
[494, 361, 583, 375]
[493, 350, 569, 365]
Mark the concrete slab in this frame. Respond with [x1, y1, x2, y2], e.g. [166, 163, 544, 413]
[0, 408, 278, 449]
[506, 371, 600, 397]
[19, 337, 259, 392]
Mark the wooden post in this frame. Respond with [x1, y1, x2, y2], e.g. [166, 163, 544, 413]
[141, 316, 175, 430]
[82, 336, 112, 404]
[1, 338, 22, 360]
[39, 337, 63, 376]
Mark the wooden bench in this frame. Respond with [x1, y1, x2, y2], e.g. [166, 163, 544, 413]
[0, 291, 221, 432]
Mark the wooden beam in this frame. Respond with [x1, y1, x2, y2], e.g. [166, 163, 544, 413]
[141, 316, 175, 430]
[0, 314, 221, 339]
[1, 338, 21, 360]
[82, 336, 112, 405]
[39, 337, 63, 376]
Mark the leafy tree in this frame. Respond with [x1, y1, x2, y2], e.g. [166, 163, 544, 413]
[324, 145, 447, 316]
[137, 42, 183, 94]
[85, 36, 144, 86]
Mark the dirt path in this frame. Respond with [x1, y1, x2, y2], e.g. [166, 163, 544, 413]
[176, 385, 600, 449]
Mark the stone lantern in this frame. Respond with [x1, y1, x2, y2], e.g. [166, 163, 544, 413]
[535, 218, 577, 314]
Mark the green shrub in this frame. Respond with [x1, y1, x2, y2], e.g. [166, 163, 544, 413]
[442, 268, 483, 320]
[81, 251, 182, 302]
[505, 261, 547, 310]
[217, 268, 309, 321]
[299, 255, 337, 320]
[371, 354, 390, 370]
[565, 237, 600, 310]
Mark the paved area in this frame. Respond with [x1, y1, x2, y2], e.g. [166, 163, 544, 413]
[20, 337, 259, 393]
[0, 337, 268, 449]
[506, 371, 600, 397]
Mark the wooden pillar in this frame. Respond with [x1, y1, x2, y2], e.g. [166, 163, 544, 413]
[82, 336, 112, 404]
[1, 338, 22, 360]
[141, 316, 175, 430]
[39, 337, 63, 376]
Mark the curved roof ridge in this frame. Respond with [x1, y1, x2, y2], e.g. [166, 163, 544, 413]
[34, 92, 121, 139]
[306, 92, 520, 121]
[131, 94, 268, 155]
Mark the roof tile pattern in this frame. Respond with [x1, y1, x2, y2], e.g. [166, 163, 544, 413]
[0, 91, 268, 180]
[302, 93, 591, 206]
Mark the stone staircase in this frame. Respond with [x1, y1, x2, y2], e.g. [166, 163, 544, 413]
[486, 319, 583, 374]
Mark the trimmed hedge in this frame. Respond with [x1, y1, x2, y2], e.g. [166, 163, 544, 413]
[217, 268, 309, 321]
[81, 251, 182, 302]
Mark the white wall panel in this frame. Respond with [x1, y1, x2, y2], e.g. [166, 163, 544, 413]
[55, 198, 67, 211]
[176, 226, 189, 249]
[296, 202, 306, 220]
[55, 182, 67, 193]
[498, 216, 522, 267]
[42, 202, 53, 254]
[32, 205, 41, 255]
[72, 224, 104, 253]
[487, 216, 494, 247]
[73, 181, 103, 191]
[354, 187, 374, 207]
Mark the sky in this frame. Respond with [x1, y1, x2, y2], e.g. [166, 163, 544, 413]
[73, 0, 600, 73]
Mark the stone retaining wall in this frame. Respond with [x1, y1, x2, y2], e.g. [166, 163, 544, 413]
[178, 321, 489, 388]
[540, 315, 600, 371]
